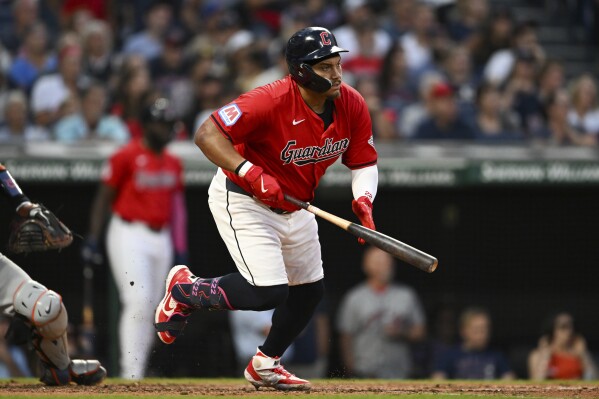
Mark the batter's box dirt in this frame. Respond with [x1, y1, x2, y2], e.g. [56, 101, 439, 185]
[1, 380, 599, 397]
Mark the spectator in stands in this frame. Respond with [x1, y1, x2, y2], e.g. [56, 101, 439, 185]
[0, 315, 32, 378]
[501, 50, 544, 135]
[149, 28, 194, 123]
[81, 19, 114, 83]
[567, 73, 599, 135]
[399, 72, 444, 138]
[484, 21, 545, 86]
[8, 22, 56, 91]
[54, 82, 129, 143]
[0, 90, 49, 143]
[355, 77, 398, 140]
[378, 43, 417, 129]
[301, 0, 342, 32]
[445, 0, 489, 45]
[110, 61, 151, 140]
[528, 311, 598, 380]
[0, 44, 12, 125]
[30, 38, 86, 130]
[473, 83, 520, 142]
[123, 0, 173, 61]
[337, 246, 426, 379]
[537, 60, 565, 104]
[440, 45, 479, 118]
[333, 0, 392, 68]
[535, 89, 596, 146]
[399, 3, 443, 77]
[381, 0, 415, 40]
[413, 81, 476, 140]
[341, 19, 387, 82]
[0, 0, 40, 55]
[470, 7, 514, 75]
[432, 307, 515, 380]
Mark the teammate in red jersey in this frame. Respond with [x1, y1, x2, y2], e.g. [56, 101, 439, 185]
[155, 27, 378, 391]
[85, 97, 187, 379]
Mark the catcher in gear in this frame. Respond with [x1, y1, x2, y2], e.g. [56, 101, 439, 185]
[0, 162, 106, 385]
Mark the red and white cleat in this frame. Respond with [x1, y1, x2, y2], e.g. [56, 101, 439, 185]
[154, 265, 196, 344]
[244, 349, 311, 391]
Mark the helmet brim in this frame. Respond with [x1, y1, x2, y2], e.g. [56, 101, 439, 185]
[300, 46, 348, 64]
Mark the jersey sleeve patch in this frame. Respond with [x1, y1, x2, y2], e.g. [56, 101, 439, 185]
[218, 103, 242, 126]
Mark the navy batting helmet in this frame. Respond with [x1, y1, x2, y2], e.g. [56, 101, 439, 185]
[142, 97, 176, 126]
[286, 27, 348, 93]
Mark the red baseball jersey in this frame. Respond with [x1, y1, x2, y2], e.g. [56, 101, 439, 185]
[210, 76, 377, 210]
[102, 138, 184, 228]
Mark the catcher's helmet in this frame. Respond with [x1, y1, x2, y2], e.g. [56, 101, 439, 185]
[286, 27, 348, 93]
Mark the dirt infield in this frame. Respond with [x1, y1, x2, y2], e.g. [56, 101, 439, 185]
[2, 380, 599, 398]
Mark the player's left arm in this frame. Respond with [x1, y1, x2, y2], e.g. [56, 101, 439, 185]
[342, 92, 379, 244]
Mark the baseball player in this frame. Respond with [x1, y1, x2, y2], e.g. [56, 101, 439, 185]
[155, 27, 378, 391]
[85, 97, 187, 379]
[0, 163, 106, 385]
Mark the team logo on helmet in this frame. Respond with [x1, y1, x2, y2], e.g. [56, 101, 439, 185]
[218, 104, 242, 126]
[320, 32, 331, 45]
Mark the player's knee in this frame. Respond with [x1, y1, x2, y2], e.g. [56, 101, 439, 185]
[13, 280, 68, 340]
[289, 279, 324, 309]
[253, 284, 288, 310]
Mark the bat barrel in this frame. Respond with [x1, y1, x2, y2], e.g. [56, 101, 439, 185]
[348, 224, 438, 273]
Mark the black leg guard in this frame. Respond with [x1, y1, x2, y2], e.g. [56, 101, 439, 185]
[260, 279, 325, 358]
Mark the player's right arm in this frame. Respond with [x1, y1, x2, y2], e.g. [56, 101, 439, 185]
[194, 120, 246, 174]
[195, 118, 284, 207]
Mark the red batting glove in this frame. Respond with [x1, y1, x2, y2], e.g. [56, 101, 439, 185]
[243, 165, 284, 208]
[352, 196, 375, 245]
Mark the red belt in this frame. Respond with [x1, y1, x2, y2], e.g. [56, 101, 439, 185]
[118, 216, 165, 232]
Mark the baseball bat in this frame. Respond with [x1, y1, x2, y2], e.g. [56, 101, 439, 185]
[284, 195, 438, 273]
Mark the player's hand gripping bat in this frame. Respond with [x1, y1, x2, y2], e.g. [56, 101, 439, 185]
[284, 195, 438, 273]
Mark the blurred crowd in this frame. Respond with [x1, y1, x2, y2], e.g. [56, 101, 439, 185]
[1, 0, 599, 147]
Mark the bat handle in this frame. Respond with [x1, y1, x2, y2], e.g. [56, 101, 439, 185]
[284, 194, 309, 209]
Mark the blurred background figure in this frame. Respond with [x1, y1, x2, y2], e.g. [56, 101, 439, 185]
[567, 73, 599, 136]
[84, 96, 187, 379]
[473, 83, 520, 143]
[432, 307, 515, 380]
[7, 21, 56, 91]
[122, 0, 173, 61]
[229, 310, 293, 372]
[53, 82, 129, 143]
[535, 89, 596, 146]
[110, 58, 151, 140]
[337, 246, 426, 379]
[528, 311, 598, 380]
[81, 19, 115, 83]
[0, 89, 49, 143]
[0, 315, 32, 378]
[30, 38, 86, 131]
[413, 81, 475, 140]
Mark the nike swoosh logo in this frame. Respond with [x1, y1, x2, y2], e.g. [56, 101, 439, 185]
[162, 292, 176, 317]
[260, 177, 268, 193]
[45, 301, 52, 314]
[292, 119, 305, 125]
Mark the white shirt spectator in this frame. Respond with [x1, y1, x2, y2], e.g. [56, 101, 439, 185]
[568, 109, 599, 135]
[30, 74, 69, 114]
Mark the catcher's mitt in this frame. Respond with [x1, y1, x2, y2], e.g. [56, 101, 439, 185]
[8, 204, 73, 253]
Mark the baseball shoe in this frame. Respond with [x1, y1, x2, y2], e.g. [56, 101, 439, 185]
[154, 265, 197, 344]
[40, 359, 106, 386]
[244, 349, 311, 391]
